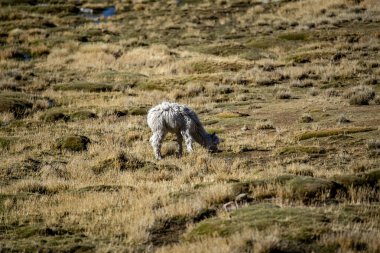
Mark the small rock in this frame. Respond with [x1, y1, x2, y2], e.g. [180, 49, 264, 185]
[290, 21, 299, 27]
[306, 22, 315, 29]
[235, 193, 252, 206]
[337, 115, 351, 124]
[300, 113, 314, 123]
[223, 201, 238, 212]
[114, 110, 128, 117]
[332, 52, 345, 62]
[47, 99, 56, 108]
[241, 125, 249, 131]
[235, 193, 248, 202]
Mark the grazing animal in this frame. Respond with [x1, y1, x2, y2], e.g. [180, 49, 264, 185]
[147, 102, 220, 160]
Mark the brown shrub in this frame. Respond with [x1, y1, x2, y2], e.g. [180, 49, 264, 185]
[344, 85, 375, 105]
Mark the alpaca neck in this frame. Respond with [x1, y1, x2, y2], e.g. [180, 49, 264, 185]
[191, 126, 211, 148]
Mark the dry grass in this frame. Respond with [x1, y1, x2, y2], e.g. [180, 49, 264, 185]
[296, 127, 377, 140]
[274, 87, 293, 100]
[1, 0, 380, 252]
[255, 120, 276, 130]
[299, 113, 314, 123]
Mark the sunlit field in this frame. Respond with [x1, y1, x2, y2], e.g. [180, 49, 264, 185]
[1, 0, 380, 252]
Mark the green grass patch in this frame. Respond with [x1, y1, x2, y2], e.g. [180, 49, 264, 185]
[192, 42, 273, 60]
[56, 135, 90, 152]
[0, 137, 16, 150]
[186, 204, 331, 244]
[286, 50, 332, 63]
[245, 37, 294, 59]
[247, 38, 278, 49]
[216, 111, 243, 119]
[128, 106, 148, 116]
[232, 176, 297, 196]
[194, 43, 247, 57]
[331, 174, 369, 189]
[276, 146, 326, 155]
[137, 81, 166, 91]
[42, 109, 69, 122]
[286, 176, 343, 202]
[0, 222, 95, 252]
[279, 32, 309, 41]
[189, 60, 251, 74]
[205, 127, 223, 134]
[98, 71, 147, 80]
[297, 127, 377, 141]
[203, 119, 218, 125]
[70, 111, 97, 121]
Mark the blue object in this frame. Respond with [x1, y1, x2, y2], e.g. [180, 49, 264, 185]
[103, 6, 116, 18]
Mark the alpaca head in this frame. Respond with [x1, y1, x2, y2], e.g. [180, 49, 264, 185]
[208, 133, 220, 152]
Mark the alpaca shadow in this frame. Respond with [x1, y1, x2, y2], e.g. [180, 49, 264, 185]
[161, 148, 222, 160]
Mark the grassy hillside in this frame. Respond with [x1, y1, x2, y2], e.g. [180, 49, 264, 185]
[1, 0, 380, 252]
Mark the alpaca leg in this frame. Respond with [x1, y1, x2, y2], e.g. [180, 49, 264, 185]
[176, 132, 183, 158]
[150, 131, 165, 160]
[181, 130, 193, 153]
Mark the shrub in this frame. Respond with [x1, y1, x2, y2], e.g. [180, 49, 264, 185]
[53, 82, 113, 92]
[70, 111, 97, 121]
[337, 115, 351, 124]
[286, 177, 343, 202]
[57, 135, 90, 152]
[0, 137, 14, 150]
[0, 92, 33, 118]
[299, 113, 313, 123]
[344, 85, 375, 105]
[125, 131, 143, 143]
[325, 88, 341, 97]
[367, 139, 380, 150]
[14, 180, 69, 195]
[42, 110, 69, 122]
[309, 88, 319, 96]
[276, 146, 325, 155]
[291, 80, 313, 88]
[275, 87, 293, 99]
[128, 106, 148, 116]
[255, 120, 275, 130]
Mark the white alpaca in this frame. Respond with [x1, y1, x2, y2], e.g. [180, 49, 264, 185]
[147, 102, 220, 160]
